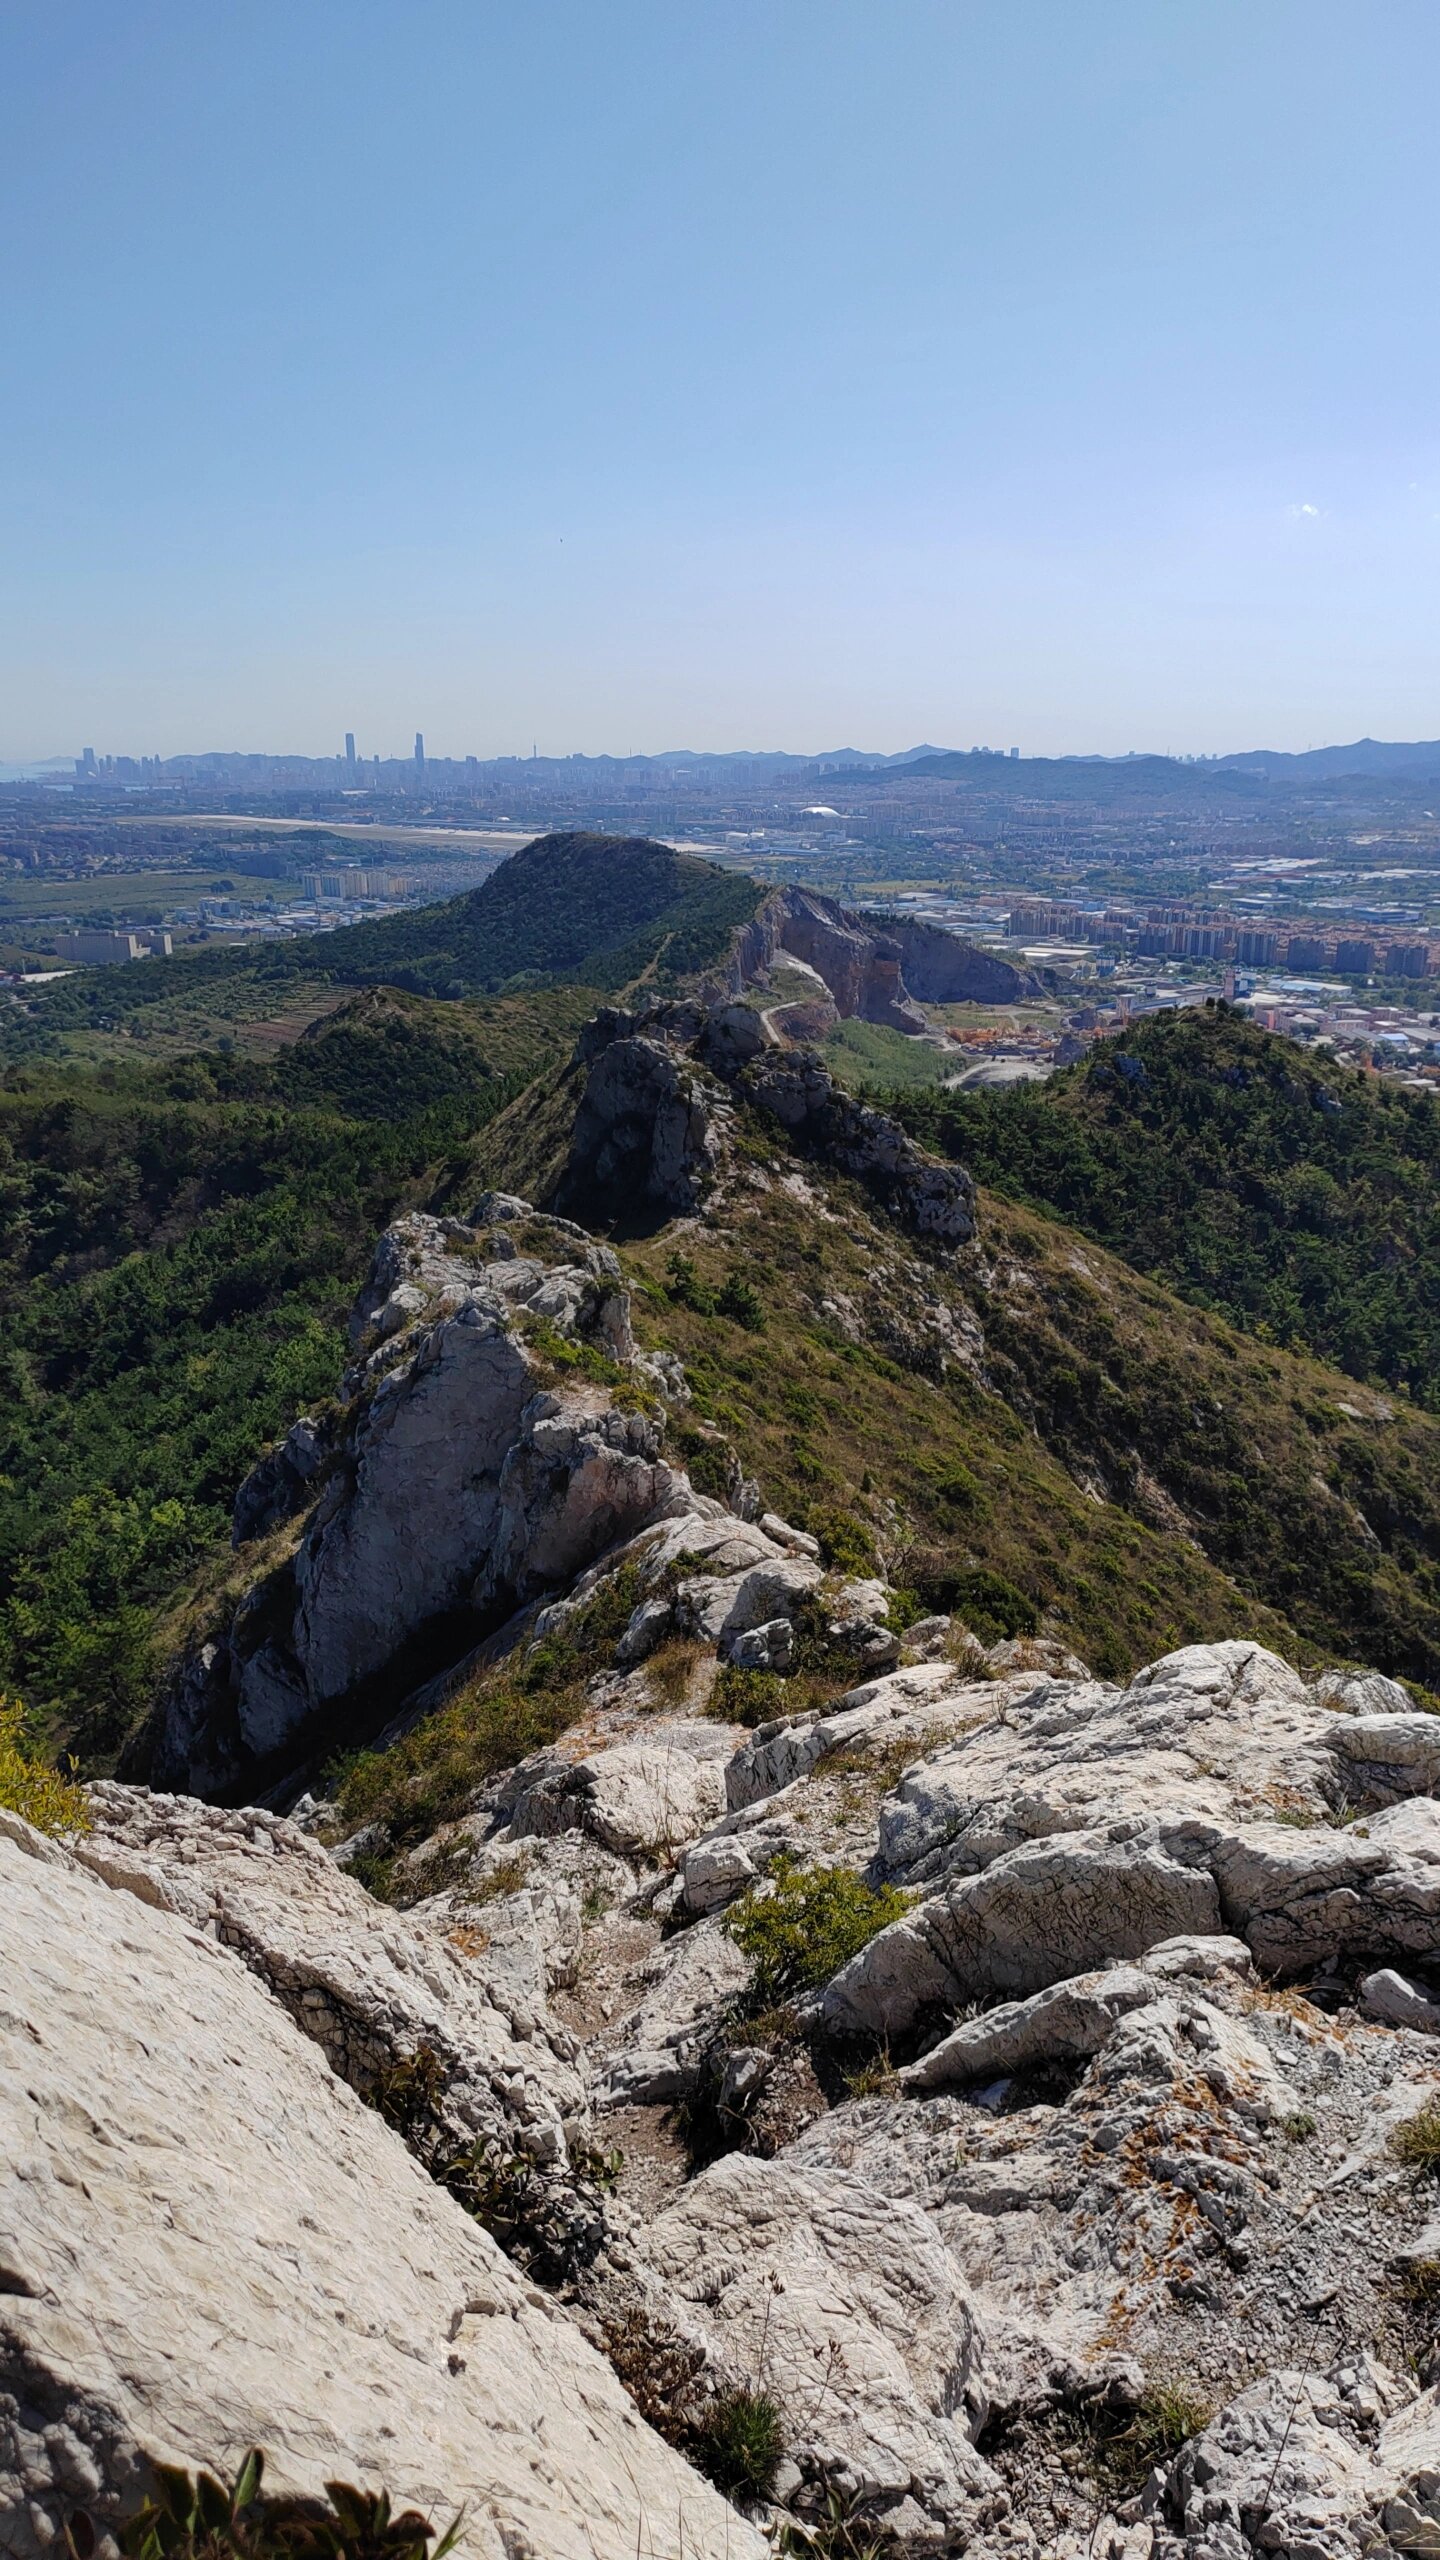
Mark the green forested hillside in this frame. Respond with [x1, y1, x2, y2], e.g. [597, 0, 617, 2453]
[3, 833, 763, 1057]
[6, 957, 1440, 1771]
[896, 1005, 1440, 1408]
[0, 994, 576, 1753]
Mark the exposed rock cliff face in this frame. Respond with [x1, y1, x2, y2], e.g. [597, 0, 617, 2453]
[139, 1197, 688, 1800]
[45, 1142, 1440, 2559]
[555, 999, 976, 1239]
[730, 884, 1043, 1021]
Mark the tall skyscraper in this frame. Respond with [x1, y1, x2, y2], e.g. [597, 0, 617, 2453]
[414, 731, 425, 771]
[344, 733, 356, 765]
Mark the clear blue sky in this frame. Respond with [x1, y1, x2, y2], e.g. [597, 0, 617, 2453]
[3, 0, 1439, 760]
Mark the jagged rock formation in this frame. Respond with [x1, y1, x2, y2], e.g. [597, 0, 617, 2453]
[59, 1595, 1440, 2550]
[73, 1784, 589, 2162]
[555, 998, 976, 1238]
[138, 1197, 688, 1799]
[0, 1816, 760, 2560]
[730, 885, 1043, 1023]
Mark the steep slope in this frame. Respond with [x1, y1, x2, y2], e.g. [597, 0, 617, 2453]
[0, 994, 584, 1754]
[40, 1180, 1440, 2555]
[897, 1003, 1440, 1408]
[469, 999, 1440, 1684]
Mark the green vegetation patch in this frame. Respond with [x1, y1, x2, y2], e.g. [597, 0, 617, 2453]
[896, 1004, 1440, 1410]
[725, 1856, 908, 2006]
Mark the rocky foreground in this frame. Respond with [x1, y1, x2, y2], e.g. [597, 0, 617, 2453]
[9, 1166, 1440, 2560]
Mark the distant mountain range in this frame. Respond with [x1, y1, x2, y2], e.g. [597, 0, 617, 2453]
[8, 736, 1440, 787]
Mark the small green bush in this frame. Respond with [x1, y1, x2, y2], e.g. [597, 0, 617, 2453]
[726, 1856, 907, 2005]
[1090, 2382, 1211, 2494]
[0, 1695, 90, 1836]
[708, 1663, 785, 1727]
[805, 1507, 877, 1577]
[715, 1273, 766, 1332]
[693, 2388, 784, 2499]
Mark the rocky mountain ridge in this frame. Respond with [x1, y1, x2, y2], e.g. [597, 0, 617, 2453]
[11, 995, 1440, 2559]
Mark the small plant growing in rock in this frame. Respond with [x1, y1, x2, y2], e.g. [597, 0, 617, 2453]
[367, 2042, 449, 2141]
[81, 2448, 461, 2560]
[439, 2136, 614, 2284]
[693, 2387, 784, 2500]
[1087, 2380, 1211, 2495]
[842, 2044, 899, 2101]
[0, 1695, 90, 1837]
[779, 2490, 886, 2559]
[1281, 2110, 1317, 2142]
[1392, 2098, 1440, 2175]
[599, 2308, 708, 2443]
[726, 1857, 907, 2006]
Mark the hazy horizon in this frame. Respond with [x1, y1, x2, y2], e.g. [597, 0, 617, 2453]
[5, 2, 1439, 759]
[9, 731, 1440, 780]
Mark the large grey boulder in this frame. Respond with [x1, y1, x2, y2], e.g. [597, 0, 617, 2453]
[826, 1816, 1222, 2034]
[643, 2151, 1007, 2550]
[0, 1821, 762, 2560]
[507, 1722, 733, 1861]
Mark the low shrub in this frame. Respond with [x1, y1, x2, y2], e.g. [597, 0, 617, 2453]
[898, 1552, 1037, 1642]
[726, 1857, 907, 2006]
[708, 1663, 785, 1727]
[805, 1506, 877, 1577]
[779, 2491, 887, 2559]
[0, 1694, 90, 1836]
[693, 2388, 784, 2500]
[665, 1254, 765, 1331]
[1090, 2381, 1211, 2495]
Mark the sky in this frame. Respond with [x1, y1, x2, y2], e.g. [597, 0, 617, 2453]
[3, 0, 1439, 761]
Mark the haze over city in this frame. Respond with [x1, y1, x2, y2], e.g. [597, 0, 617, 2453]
[5, 0, 1440, 761]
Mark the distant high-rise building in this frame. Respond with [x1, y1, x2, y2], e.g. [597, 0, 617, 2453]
[1334, 939, 1375, 976]
[344, 733, 356, 765]
[1285, 935, 1328, 972]
[414, 731, 425, 770]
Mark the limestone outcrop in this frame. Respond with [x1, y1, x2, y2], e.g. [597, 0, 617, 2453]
[0, 1818, 762, 2560]
[557, 999, 976, 1242]
[137, 1198, 689, 1801]
[75, 1783, 589, 2160]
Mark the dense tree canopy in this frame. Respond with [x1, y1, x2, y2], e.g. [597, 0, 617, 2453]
[897, 1005, 1440, 1408]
